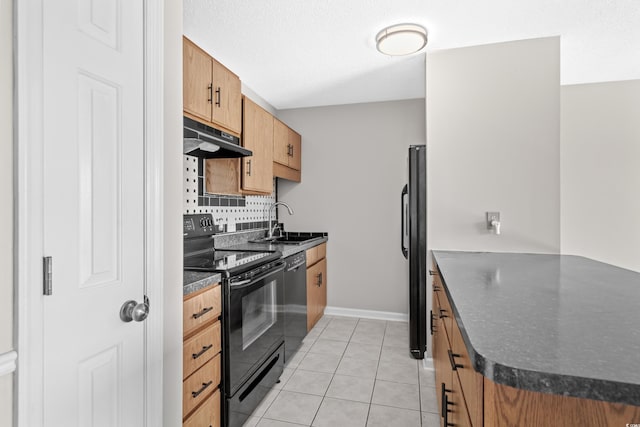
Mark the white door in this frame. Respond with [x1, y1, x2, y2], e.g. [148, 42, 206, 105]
[42, 0, 146, 425]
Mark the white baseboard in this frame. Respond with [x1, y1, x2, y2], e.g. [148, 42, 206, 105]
[324, 306, 408, 322]
[0, 350, 17, 377]
[422, 357, 434, 370]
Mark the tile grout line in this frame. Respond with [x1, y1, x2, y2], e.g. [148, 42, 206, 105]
[258, 316, 330, 426]
[363, 318, 387, 427]
[310, 315, 356, 427]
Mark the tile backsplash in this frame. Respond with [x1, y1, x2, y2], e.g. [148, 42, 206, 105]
[183, 155, 276, 233]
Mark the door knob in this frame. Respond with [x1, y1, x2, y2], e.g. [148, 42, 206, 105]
[120, 296, 150, 322]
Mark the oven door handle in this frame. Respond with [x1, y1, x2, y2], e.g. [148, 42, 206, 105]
[229, 278, 252, 288]
[229, 261, 285, 289]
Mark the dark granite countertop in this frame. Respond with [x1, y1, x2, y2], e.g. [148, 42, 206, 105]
[432, 250, 640, 407]
[183, 271, 222, 296]
[183, 232, 327, 296]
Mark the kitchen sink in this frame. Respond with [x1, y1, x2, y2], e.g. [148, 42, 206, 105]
[272, 236, 322, 245]
[249, 233, 325, 245]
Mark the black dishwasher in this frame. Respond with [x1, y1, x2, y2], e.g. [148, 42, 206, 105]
[283, 252, 307, 362]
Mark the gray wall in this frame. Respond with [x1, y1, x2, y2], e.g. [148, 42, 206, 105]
[164, 0, 183, 425]
[561, 80, 640, 272]
[427, 37, 561, 255]
[0, 0, 13, 423]
[278, 99, 426, 315]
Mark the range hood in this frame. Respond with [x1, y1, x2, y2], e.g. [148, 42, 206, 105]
[183, 116, 252, 159]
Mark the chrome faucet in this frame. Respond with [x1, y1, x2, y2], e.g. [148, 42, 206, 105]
[267, 202, 294, 239]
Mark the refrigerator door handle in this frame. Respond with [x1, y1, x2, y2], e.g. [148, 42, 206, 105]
[401, 184, 408, 259]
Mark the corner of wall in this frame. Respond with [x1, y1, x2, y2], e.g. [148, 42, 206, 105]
[163, 0, 183, 425]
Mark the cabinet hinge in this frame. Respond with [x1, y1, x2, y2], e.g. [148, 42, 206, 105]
[43, 256, 53, 296]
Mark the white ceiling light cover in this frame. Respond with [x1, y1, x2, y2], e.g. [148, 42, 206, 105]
[376, 23, 428, 56]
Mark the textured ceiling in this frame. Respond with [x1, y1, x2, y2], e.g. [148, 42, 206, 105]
[184, 0, 640, 110]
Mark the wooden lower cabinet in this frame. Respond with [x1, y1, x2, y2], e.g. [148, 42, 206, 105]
[183, 389, 221, 427]
[183, 284, 222, 425]
[432, 257, 640, 427]
[484, 379, 640, 426]
[306, 243, 327, 331]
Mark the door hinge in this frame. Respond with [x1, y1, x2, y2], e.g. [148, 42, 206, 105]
[43, 256, 53, 296]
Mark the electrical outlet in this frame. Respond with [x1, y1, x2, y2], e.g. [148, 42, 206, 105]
[486, 212, 500, 229]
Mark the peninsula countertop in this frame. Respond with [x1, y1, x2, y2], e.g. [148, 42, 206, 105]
[432, 250, 640, 407]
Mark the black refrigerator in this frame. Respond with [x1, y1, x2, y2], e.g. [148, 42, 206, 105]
[401, 145, 427, 359]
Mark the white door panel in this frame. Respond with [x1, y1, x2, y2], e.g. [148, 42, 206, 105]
[42, 0, 145, 425]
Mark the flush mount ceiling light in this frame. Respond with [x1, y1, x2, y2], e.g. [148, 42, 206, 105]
[376, 23, 428, 56]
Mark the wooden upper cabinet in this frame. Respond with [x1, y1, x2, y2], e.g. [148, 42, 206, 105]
[183, 38, 214, 123]
[273, 118, 302, 182]
[288, 127, 302, 171]
[241, 97, 273, 194]
[183, 37, 241, 135]
[273, 118, 290, 167]
[211, 58, 242, 134]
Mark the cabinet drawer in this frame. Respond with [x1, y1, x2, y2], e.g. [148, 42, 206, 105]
[437, 282, 453, 342]
[316, 242, 326, 260]
[306, 246, 318, 267]
[451, 368, 473, 427]
[451, 316, 483, 426]
[306, 242, 326, 267]
[184, 285, 221, 337]
[183, 388, 220, 427]
[183, 353, 221, 418]
[183, 321, 221, 379]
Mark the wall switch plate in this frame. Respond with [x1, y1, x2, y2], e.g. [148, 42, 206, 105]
[486, 212, 500, 229]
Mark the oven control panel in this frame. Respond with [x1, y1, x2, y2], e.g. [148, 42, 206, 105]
[184, 213, 215, 237]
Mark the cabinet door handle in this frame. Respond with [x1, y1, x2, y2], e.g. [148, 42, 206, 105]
[317, 272, 322, 286]
[207, 84, 213, 104]
[191, 381, 213, 398]
[439, 308, 448, 319]
[192, 306, 213, 319]
[448, 349, 463, 371]
[192, 344, 213, 360]
[433, 285, 441, 292]
[215, 87, 221, 107]
[246, 159, 252, 176]
[429, 270, 439, 276]
[290, 144, 294, 157]
[430, 310, 434, 335]
[443, 392, 454, 426]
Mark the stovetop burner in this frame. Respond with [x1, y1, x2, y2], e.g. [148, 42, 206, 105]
[184, 213, 281, 277]
[184, 249, 282, 276]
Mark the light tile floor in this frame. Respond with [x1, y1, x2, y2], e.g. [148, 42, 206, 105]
[243, 315, 441, 427]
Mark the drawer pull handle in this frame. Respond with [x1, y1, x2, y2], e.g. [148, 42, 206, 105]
[448, 349, 463, 371]
[433, 286, 441, 292]
[317, 272, 323, 286]
[192, 344, 213, 360]
[192, 306, 213, 319]
[439, 308, 448, 319]
[191, 381, 213, 398]
[440, 382, 452, 416]
[429, 270, 438, 276]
